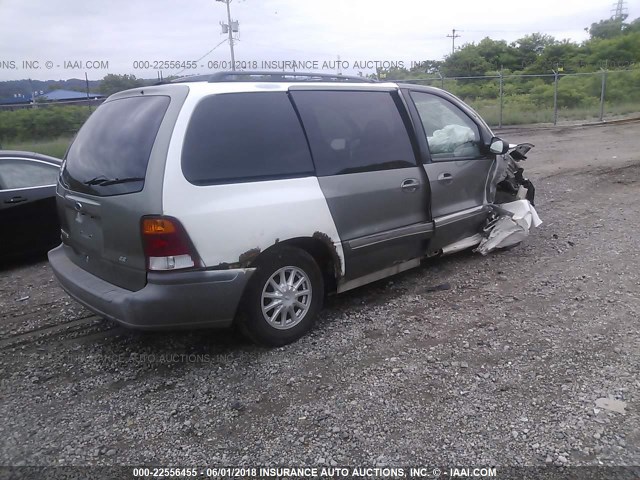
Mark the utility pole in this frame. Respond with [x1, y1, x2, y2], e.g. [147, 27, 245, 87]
[446, 29, 461, 55]
[28, 78, 36, 108]
[85, 72, 93, 113]
[611, 0, 628, 21]
[216, 0, 238, 70]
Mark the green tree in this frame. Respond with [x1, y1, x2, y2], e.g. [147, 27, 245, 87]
[99, 74, 142, 96]
[512, 33, 556, 70]
[524, 40, 581, 73]
[587, 17, 626, 39]
[442, 44, 493, 77]
[475, 38, 519, 71]
[585, 31, 640, 68]
[406, 60, 444, 76]
[625, 17, 640, 33]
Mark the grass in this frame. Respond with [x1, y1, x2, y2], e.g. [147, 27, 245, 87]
[466, 100, 640, 127]
[472, 103, 554, 126]
[2, 136, 72, 158]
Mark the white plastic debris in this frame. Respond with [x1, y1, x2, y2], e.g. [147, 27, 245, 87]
[475, 200, 542, 255]
[595, 397, 627, 414]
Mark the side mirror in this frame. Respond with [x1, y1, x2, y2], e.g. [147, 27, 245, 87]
[489, 137, 510, 155]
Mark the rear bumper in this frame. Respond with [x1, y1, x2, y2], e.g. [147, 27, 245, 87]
[48, 245, 255, 329]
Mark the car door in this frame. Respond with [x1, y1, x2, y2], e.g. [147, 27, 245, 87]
[290, 88, 433, 285]
[0, 157, 60, 257]
[405, 89, 496, 251]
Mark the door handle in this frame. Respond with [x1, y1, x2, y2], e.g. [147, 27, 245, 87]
[437, 172, 453, 182]
[4, 196, 28, 204]
[401, 178, 420, 192]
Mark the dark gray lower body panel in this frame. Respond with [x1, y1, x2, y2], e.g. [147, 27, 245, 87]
[337, 258, 421, 293]
[428, 206, 491, 252]
[48, 245, 254, 329]
[343, 222, 433, 280]
[317, 168, 431, 280]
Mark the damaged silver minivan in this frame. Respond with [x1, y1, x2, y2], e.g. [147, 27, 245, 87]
[48, 71, 539, 346]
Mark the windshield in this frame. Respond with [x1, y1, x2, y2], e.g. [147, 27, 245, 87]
[61, 95, 170, 196]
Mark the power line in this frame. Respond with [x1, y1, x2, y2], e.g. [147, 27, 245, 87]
[446, 28, 461, 55]
[173, 38, 228, 76]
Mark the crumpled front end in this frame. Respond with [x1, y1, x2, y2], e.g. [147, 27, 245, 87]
[489, 143, 536, 206]
[442, 141, 542, 257]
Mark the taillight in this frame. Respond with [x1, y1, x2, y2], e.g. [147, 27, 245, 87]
[141, 216, 201, 271]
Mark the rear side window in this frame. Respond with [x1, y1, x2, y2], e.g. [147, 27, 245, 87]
[181, 92, 314, 185]
[291, 91, 416, 176]
[62, 95, 170, 196]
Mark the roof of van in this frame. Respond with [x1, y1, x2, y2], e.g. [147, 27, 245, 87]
[160, 71, 450, 95]
[166, 71, 377, 84]
[109, 72, 450, 100]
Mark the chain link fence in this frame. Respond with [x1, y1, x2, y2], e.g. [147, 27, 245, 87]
[1, 70, 638, 152]
[394, 69, 640, 127]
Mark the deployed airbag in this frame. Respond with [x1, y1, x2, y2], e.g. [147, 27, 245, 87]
[428, 125, 476, 154]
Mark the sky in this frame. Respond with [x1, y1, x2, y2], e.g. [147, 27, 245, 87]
[0, 0, 635, 81]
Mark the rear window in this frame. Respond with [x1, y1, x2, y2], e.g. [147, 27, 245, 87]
[61, 95, 170, 196]
[181, 92, 314, 185]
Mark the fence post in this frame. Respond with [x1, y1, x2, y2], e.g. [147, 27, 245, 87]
[498, 69, 504, 128]
[553, 70, 559, 126]
[599, 69, 607, 122]
[437, 72, 444, 90]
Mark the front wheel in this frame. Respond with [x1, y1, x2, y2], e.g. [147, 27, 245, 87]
[238, 246, 324, 346]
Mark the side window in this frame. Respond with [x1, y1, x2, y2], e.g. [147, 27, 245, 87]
[181, 92, 314, 185]
[0, 159, 59, 189]
[410, 91, 481, 160]
[291, 90, 416, 176]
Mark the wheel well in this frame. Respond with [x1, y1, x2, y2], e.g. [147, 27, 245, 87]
[255, 237, 339, 294]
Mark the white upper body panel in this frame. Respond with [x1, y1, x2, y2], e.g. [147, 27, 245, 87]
[161, 82, 348, 272]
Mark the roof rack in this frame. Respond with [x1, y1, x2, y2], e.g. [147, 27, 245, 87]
[171, 71, 376, 84]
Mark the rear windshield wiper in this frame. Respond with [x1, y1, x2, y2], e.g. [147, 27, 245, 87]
[84, 176, 144, 186]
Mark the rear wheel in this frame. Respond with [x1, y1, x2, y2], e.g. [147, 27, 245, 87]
[238, 246, 324, 346]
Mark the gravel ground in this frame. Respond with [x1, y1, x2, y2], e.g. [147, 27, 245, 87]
[0, 122, 639, 468]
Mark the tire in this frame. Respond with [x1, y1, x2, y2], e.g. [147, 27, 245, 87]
[238, 246, 324, 347]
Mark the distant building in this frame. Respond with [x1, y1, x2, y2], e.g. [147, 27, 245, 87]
[38, 89, 104, 102]
[0, 89, 105, 108]
[0, 90, 106, 110]
[0, 96, 29, 105]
